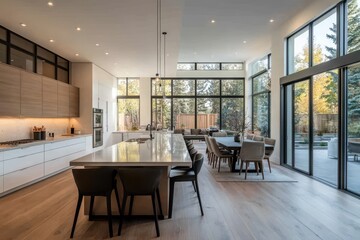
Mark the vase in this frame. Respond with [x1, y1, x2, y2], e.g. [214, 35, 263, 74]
[234, 134, 240, 142]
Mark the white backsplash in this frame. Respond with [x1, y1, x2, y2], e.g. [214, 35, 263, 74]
[0, 118, 71, 142]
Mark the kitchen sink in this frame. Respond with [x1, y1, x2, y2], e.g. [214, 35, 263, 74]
[125, 137, 151, 143]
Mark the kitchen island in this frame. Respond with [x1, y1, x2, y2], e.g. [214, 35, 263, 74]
[70, 133, 191, 216]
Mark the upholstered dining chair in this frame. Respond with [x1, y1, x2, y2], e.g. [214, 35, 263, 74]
[204, 135, 213, 165]
[253, 135, 264, 142]
[118, 168, 163, 237]
[212, 131, 227, 137]
[208, 137, 233, 172]
[169, 153, 204, 218]
[246, 134, 254, 140]
[264, 138, 276, 173]
[238, 141, 265, 179]
[70, 168, 121, 238]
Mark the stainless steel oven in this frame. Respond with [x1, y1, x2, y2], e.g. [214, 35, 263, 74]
[93, 108, 103, 147]
[93, 127, 103, 147]
[93, 108, 103, 128]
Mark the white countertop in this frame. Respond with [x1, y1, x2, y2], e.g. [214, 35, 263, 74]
[70, 133, 192, 167]
[0, 134, 92, 152]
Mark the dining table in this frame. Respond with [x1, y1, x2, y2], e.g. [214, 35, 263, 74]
[214, 137, 274, 172]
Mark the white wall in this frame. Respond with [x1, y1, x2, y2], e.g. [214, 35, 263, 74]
[92, 65, 117, 147]
[71, 62, 117, 149]
[267, 0, 339, 163]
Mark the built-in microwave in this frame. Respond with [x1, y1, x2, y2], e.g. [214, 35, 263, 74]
[93, 108, 103, 128]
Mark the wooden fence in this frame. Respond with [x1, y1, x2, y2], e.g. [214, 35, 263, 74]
[175, 113, 218, 129]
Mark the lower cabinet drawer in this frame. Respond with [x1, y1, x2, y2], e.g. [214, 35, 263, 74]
[45, 150, 86, 176]
[0, 161, 3, 176]
[4, 152, 44, 174]
[3, 163, 44, 192]
[0, 176, 3, 193]
[45, 142, 85, 162]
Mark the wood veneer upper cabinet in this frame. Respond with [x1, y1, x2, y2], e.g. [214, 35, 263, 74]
[42, 77, 58, 117]
[69, 85, 79, 117]
[0, 64, 21, 116]
[20, 71, 42, 117]
[57, 81, 69, 117]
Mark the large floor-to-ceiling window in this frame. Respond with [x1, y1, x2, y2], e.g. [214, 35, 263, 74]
[251, 54, 271, 137]
[282, 0, 360, 193]
[117, 78, 140, 131]
[151, 78, 244, 131]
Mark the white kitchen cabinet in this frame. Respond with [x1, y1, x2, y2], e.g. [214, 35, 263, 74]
[2, 145, 44, 192]
[3, 144, 43, 160]
[85, 136, 93, 154]
[0, 152, 3, 193]
[44, 137, 86, 176]
[4, 152, 44, 174]
[3, 163, 44, 192]
[0, 136, 91, 195]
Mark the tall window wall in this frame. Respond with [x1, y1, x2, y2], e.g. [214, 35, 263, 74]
[117, 78, 140, 131]
[282, 0, 360, 194]
[251, 54, 271, 137]
[0, 25, 69, 83]
[151, 78, 244, 130]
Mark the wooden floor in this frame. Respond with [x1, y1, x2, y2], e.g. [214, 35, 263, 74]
[1, 142, 360, 240]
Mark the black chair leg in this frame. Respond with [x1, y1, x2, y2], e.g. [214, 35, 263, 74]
[239, 160, 244, 175]
[168, 180, 175, 219]
[195, 179, 204, 216]
[114, 185, 122, 215]
[70, 194, 83, 238]
[106, 194, 113, 238]
[118, 193, 127, 236]
[156, 188, 164, 218]
[89, 195, 95, 221]
[151, 193, 160, 237]
[129, 195, 134, 216]
[192, 180, 197, 192]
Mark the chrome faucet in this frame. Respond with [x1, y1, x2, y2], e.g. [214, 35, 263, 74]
[147, 124, 154, 139]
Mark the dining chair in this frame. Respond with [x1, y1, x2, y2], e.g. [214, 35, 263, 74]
[208, 137, 233, 172]
[204, 135, 213, 165]
[118, 168, 163, 237]
[253, 135, 264, 142]
[212, 131, 227, 137]
[264, 138, 276, 173]
[246, 134, 254, 140]
[70, 168, 121, 238]
[238, 141, 265, 179]
[168, 153, 204, 218]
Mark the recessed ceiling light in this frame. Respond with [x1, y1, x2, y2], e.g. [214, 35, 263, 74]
[75, 53, 79, 56]
[48, 2, 54, 7]
[49, 39, 54, 43]
[243, 40, 247, 44]
[270, 19, 275, 23]
[20, 23, 27, 27]
[76, 27, 81, 31]
[95, 43, 100, 47]
[211, 20, 215, 23]
[105, 52, 109, 55]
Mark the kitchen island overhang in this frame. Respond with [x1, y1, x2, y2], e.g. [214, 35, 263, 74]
[69, 133, 192, 216]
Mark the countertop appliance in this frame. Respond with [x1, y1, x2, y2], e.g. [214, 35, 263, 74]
[93, 108, 103, 148]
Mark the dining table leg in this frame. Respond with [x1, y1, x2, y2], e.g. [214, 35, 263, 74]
[230, 150, 238, 172]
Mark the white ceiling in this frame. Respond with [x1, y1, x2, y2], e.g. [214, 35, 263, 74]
[0, 0, 313, 77]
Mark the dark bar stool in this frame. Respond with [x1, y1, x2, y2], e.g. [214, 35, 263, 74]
[168, 153, 204, 218]
[70, 168, 121, 238]
[117, 168, 163, 237]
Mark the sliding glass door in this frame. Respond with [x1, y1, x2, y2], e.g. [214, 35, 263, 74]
[284, 74, 338, 185]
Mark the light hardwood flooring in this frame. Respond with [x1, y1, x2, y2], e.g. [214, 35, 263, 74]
[1, 142, 360, 240]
